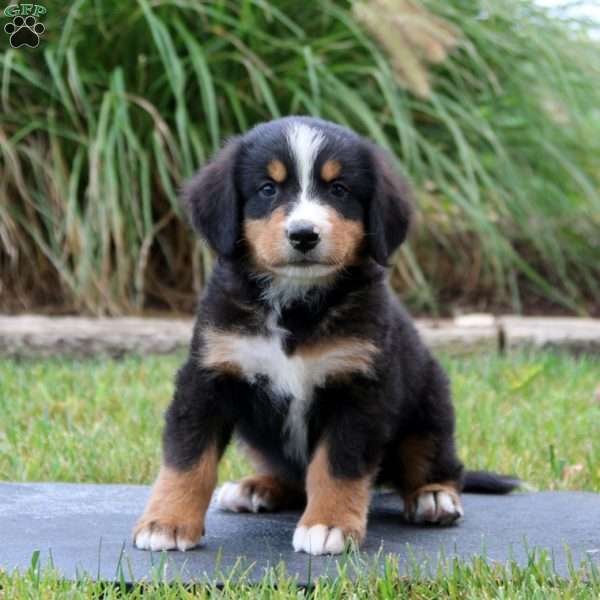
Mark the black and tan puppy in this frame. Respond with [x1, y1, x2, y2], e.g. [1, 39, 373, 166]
[133, 116, 517, 555]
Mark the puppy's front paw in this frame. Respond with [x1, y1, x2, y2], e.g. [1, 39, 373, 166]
[404, 486, 463, 525]
[133, 519, 203, 552]
[292, 524, 349, 555]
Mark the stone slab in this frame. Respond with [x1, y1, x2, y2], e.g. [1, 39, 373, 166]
[2, 314, 600, 358]
[0, 315, 193, 358]
[0, 483, 598, 583]
[500, 316, 600, 354]
[418, 315, 498, 355]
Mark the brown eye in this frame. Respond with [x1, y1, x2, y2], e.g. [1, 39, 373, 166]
[330, 182, 348, 198]
[259, 182, 277, 198]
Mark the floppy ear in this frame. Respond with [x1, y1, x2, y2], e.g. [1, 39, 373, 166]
[367, 147, 413, 266]
[182, 137, 242, 257]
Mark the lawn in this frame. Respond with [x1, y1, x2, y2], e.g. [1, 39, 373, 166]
[0, 350, 599, 597]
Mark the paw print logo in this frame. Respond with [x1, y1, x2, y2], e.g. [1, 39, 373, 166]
[4, 15, 45, 48]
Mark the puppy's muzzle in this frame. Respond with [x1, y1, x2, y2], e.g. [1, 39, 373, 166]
[287, 220, 320, 253]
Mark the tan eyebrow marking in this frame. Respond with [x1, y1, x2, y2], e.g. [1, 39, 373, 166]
[320, 159, 342, 182]
[267, 159, 287, 183]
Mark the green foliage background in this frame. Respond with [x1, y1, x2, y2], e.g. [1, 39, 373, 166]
[1, 0, 599, 315]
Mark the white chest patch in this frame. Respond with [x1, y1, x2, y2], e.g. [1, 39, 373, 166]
[201, 326, 377, 463]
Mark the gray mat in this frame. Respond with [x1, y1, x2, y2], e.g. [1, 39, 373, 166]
[0, 482, 598, 582]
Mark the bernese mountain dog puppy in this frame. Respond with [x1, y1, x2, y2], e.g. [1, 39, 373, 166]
[133, 116, 518, 556]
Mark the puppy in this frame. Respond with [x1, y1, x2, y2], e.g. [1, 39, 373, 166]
[133, 116, 518, 555]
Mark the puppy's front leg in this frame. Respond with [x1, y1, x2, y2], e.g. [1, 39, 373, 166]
[133, 361, 235, 551]
[293, 443, 374, 556]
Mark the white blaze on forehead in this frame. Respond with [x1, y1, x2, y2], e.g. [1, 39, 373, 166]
[285, 123, 331, 233]
[286, 122, 324, 195]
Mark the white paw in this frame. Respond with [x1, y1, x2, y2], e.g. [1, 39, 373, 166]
[407, 490, 464, 525]
[133, 525, 198, 552]
[216, 481, 273, 513]
[292, 524, 347, 555]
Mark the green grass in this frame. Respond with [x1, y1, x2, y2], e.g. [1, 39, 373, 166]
[1, 0, 599, 315]
[1, 551, 598, 599]
[0, 350, 599, 596]
[1, 351, 598, 489]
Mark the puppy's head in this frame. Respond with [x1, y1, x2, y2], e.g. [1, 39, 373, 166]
[184, 117, 412, 280]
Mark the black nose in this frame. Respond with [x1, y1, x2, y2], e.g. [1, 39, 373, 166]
[287, 220, 320, 253]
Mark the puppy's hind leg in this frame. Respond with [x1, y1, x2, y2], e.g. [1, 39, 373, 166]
[386, 359, 465, 525]
[218, 444, 305, 513]
[390, 433, 464, 525]
[217, 473, 305, 513]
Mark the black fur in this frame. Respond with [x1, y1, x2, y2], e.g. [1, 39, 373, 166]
[367, 146, 413, 265]
[183, 137, 242, 258]
[463, 471, 521, 494]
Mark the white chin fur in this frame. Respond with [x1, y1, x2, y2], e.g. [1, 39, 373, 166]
[255, 263, 339, 309]
[271, 264, 338, 279]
